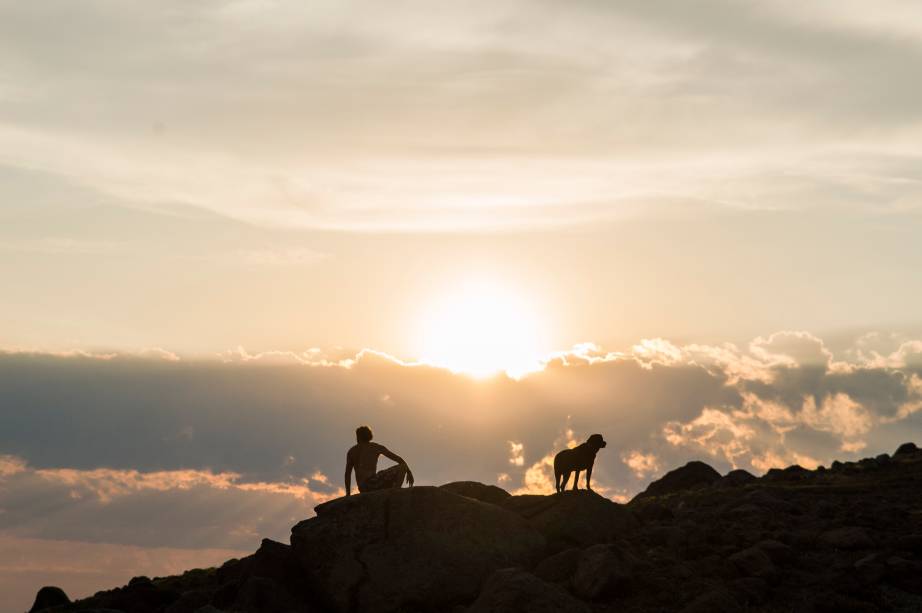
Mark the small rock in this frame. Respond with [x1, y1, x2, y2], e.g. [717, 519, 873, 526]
[894, 442, 919, 456]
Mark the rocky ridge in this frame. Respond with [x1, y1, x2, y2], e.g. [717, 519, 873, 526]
[28, 443, 922, 613]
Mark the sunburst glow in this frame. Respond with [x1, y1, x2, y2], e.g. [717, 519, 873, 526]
[417, 281, 546, 378]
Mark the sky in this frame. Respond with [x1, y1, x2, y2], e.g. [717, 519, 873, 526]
[3, 0, 922, 610]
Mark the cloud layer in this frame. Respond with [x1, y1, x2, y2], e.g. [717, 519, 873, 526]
[3, 330, 922, 608]
[3, 1, 922, 231]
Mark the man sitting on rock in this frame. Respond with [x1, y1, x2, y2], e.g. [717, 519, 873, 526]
[345, 425, 415, 495]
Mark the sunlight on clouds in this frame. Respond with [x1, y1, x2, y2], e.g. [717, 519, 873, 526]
[800, 393, 872, 451]
[664, 408, 757, 468]
[21, 463, 342, 505]
[0, 455, 27, 478]
[507, 441, 525, 467]
[621, 451, 660, 479]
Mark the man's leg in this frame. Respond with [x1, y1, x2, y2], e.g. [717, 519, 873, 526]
[358, 464, 407, 492]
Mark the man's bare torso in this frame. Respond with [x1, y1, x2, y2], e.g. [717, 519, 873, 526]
[347, 442, 386, 486]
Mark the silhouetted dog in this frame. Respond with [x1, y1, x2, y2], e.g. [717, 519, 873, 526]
[554, 434, 607, 492]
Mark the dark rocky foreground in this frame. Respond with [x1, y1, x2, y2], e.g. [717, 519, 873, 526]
[29, 443, 922, 613]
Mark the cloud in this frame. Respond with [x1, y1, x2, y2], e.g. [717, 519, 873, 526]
[1, 331, 922, 541]
[507, 441, 525, 467]
[0, 456, 339, 550]
[0, 534, 245, 613]
[3, 2, 922, 232]
[621, 451, 661, 479]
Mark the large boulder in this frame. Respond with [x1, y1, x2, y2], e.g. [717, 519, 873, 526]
[29, 586, 70, 612]
[720, 469, 757, 487]
[440, 481, 511, 506]
[501, 490, 637, 552]
[216, 538, 307, 600]
[633, 461, 721, 500]
[571, 543, 635, 600]
[894, 442, 919, 457]
[290, 486, 545, 613]
[467, 568, 590, 613]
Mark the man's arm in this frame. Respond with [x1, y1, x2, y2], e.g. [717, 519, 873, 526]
[377, 445, 414, 486]
[344, 451, 354, 496]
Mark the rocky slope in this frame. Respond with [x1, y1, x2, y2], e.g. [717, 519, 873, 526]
[28, 443, 922, 613]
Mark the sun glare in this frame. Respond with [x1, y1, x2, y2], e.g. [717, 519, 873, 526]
[417, 280, 546, 378]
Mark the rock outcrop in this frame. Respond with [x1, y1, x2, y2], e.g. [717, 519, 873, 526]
[29, 586, 70, 613]
[501, 489, 637, 552]
[29, 442, 922, 613]
[633, 460, 722, 499]
[290, 486, 545, 613]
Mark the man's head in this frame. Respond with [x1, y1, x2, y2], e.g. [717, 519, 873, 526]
[356, 425, 373, 443]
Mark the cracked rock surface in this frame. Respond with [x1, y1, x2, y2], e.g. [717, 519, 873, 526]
[290, 486, 545, 613]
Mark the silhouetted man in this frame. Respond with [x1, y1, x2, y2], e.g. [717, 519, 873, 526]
[345, 425, 415, 495]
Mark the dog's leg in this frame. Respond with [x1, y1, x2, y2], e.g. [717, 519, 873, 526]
[554, 468, 561, 493]
[572, 470, 580, 490]
[560, 471, 571, 492]
[586, 461, 593, 491]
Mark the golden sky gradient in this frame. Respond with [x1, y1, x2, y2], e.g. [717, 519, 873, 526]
[3, 2, 922, 610]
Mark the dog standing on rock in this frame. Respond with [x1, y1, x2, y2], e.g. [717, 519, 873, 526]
[554, 434, 607, 493]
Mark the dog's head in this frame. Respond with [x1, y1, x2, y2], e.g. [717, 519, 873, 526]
[587, 433, 607, 451]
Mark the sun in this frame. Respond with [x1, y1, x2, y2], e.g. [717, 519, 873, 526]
[417, 280, 546, 378]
